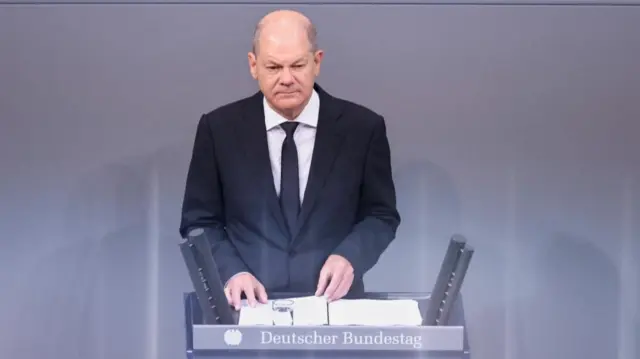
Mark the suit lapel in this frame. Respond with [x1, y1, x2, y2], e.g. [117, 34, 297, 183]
[292, 84, 345, 241]
[233, 91, 289, 246]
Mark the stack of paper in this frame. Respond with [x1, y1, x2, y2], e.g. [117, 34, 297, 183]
[238, 296, 422, 327]
[328, 299, 423, 326]
[291, 296, 328, 325]
[238, 303, 274, 325]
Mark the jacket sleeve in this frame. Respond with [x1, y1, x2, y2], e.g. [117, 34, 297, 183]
[179, 114, 249, 283]
[332, 116, 401, 278]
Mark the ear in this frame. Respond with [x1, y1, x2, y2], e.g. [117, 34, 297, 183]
[313, 50, 324, 76]
[248, 52, 258, 80]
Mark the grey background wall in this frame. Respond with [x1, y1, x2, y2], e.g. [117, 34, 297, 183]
[1, 1, 639, 359]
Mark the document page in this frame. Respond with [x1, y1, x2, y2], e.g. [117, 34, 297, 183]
[238, 303, 275, 325]
[291, 296, 328, 325]
[328, 299, 423, 326]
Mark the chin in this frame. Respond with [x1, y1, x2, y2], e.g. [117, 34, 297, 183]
[275, 97, 302, 108]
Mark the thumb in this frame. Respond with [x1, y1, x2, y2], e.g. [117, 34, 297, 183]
[224, 287, 232, 305]
[315, 267, 331, 296]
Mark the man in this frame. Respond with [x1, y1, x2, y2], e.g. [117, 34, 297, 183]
[179, 9, 400, 310]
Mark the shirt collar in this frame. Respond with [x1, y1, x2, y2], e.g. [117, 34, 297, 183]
[264, 89, 320, 131]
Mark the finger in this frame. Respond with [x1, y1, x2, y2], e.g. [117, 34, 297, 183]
[255, 283, 268, 304]
[315, 267, 331, 296]
[224, 287, 232, 305]
[231, 285, 242, 311]
[334, 273, 353, 301]
[324, 272, 343, 301]
[244, 284, 257, 307]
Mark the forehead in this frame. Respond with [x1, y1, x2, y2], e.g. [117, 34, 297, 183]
[258, 31, 310, 62]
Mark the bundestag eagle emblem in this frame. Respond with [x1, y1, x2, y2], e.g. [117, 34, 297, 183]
[223, 329, 243, 346]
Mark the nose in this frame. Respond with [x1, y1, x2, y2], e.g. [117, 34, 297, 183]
[279, 68, 294, 85]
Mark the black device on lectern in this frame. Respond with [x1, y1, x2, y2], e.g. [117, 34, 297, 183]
[424, 234, 475, 326]
[179, 228, 236, 325]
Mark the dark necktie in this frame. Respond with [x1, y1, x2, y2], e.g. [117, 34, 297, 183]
[279, 121, 300, 237]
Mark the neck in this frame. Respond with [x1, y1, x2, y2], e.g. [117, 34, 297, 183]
[279, 108, 301, 121]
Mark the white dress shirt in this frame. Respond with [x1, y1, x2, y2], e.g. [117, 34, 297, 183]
[224, 90, 320, 288]
[263, 89, 320, 202]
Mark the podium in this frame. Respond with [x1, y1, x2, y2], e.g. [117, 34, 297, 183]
[180, 231, 474, 359]
[183, 291, 470, 358]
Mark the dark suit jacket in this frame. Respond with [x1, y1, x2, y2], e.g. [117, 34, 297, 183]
[180, 83, 400, 295]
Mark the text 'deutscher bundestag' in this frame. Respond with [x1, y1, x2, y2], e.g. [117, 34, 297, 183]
[192, 325, 464, 351]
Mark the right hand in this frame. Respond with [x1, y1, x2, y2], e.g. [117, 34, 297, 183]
[224, 273, 268, 310]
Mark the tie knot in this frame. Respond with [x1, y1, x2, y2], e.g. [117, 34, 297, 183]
[280, 122, 299, 137]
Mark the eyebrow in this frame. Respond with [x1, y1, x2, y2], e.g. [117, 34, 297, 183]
[265, 57, 307, 66]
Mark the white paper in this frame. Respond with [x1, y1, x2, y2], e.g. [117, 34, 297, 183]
[328, 299, 423, 326]
[292, 296, 328, 325]
[238, 303, 273, 325]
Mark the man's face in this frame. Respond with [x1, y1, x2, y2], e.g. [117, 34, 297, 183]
[248, 30, 323, 118]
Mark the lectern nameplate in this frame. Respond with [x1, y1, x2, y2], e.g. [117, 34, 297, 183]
[192, 324, 464, 351]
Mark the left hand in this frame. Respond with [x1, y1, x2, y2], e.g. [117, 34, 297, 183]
[315, 254, 354, 302]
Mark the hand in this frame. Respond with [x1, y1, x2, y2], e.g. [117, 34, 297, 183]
[224, 273, 268, 310]
[315, 254, 354, 302]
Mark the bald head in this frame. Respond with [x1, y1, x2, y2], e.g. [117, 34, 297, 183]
[251, 10, 317, 56]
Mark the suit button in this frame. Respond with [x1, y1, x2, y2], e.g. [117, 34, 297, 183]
[288, 250, 296, 257]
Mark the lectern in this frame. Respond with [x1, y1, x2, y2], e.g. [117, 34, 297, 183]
[180, 232, 474, 359]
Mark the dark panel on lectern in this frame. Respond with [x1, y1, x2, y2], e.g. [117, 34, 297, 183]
[180, 228, 236, 325]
